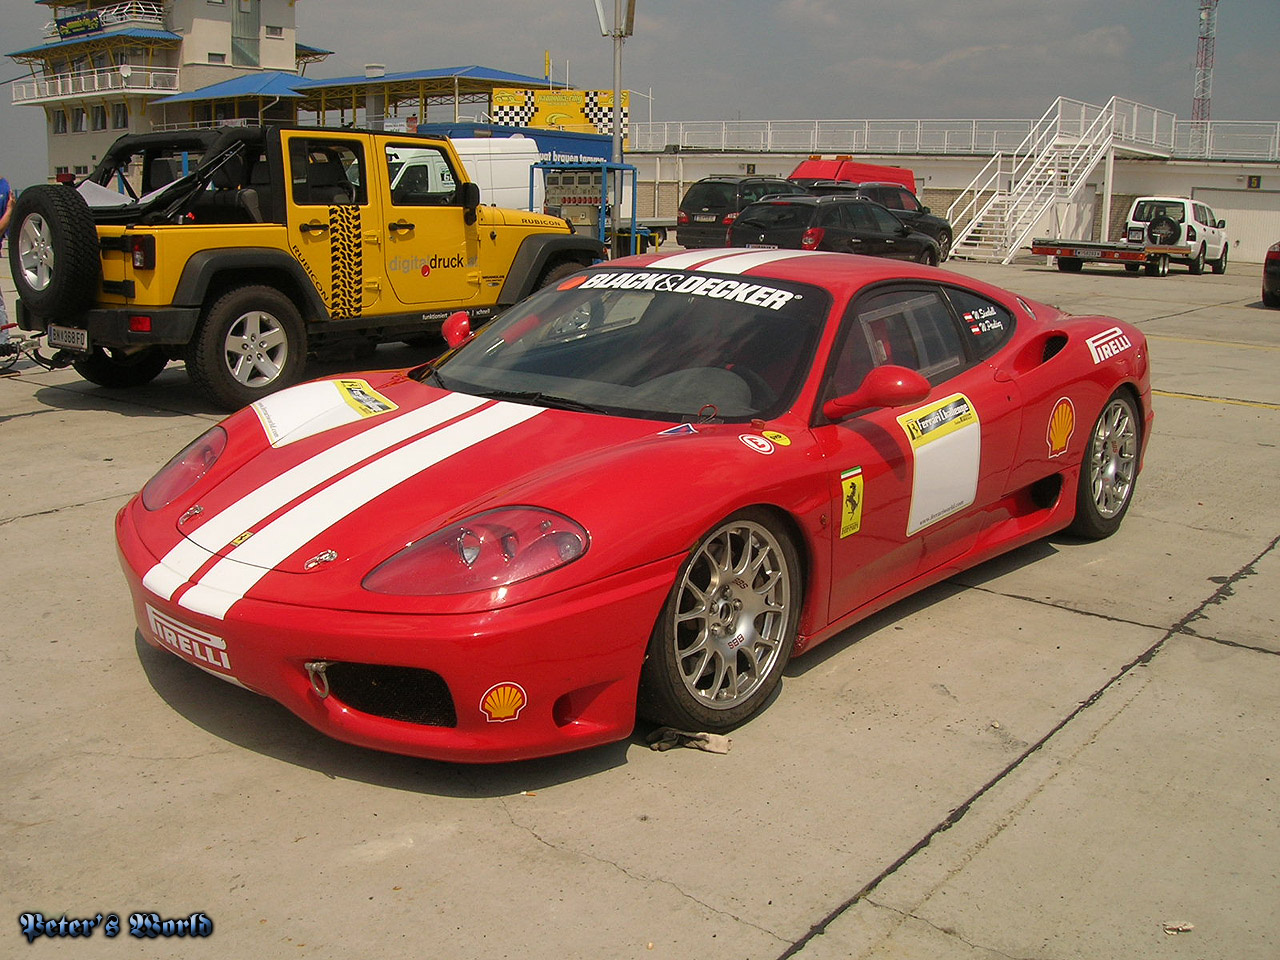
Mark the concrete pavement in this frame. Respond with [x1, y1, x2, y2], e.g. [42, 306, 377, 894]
[2, 257, 1277, 959]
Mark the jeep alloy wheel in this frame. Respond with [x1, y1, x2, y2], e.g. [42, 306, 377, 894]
[187, 285, 306, 410]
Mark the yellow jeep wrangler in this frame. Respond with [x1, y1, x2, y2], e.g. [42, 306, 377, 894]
[10, 126, 604, 409]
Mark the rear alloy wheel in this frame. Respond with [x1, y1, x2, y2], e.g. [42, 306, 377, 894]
[638, 509, 801, 732]
[1211, 245, 1227, 275]
[72, 346, 169, 389]
[186, 285, 306, 410]
[1188, 244, 1205, 275]
[537, 260, 585, 290]
[1069, 390, 1141, 540]
[936, 230, 952, 261]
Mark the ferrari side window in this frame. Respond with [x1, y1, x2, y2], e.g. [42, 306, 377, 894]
[943, 288, 1016, 359]
[852, 288, 965, 384]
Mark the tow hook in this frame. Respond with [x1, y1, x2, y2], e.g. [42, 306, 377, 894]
[305, 660, 332, 698]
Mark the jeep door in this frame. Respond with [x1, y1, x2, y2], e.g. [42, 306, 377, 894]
[282, 132, 385, 317]
[380, 142, 479, 308]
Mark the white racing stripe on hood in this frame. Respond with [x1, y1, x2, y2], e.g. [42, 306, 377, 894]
[142, 392, 485, 601]
[177, 401, 544, 620]
[648, 248, 817, 274]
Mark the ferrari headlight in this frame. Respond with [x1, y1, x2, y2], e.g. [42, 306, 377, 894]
[141, 426, 227, 510]
[363, 506, 589, 596]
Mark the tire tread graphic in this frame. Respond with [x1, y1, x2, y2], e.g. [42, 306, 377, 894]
[328, 205, 363, 318]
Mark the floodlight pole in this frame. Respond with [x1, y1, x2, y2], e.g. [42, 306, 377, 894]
[595, 0, 635, 252]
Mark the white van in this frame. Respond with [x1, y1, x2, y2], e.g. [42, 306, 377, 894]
[385, 136, 544, 213]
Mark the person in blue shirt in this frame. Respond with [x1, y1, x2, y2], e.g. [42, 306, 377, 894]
[0, 177, 12, 344]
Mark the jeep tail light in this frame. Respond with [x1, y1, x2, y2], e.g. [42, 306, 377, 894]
[129, 316, 152, 333]
[1186, 225, 1197, 242]
[129, 235, 156, 270]
[801, 227, 825, 250]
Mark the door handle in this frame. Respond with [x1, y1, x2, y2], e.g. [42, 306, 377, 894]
[299, 221, 328, 234]
[389, 220, 416, 232]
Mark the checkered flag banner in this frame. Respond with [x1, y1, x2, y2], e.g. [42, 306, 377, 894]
[583, 91, 628, 137]
[491, 91, 537, 127]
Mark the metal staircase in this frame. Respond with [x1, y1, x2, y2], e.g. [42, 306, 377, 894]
[947, 98, 1153, 263]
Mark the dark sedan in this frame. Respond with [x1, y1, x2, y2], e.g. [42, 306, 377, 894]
[1264, 242, 1279, 308]
[728, 195, 941, 265]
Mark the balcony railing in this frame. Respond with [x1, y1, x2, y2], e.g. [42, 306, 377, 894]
[42, 1, 165, 39]
[11, 66, 180, 105]
[629, 114, 1280, 161]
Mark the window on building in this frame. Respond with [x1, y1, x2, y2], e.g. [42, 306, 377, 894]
[55, 166, 70, 176]
[266, 25, 283, 37]
[112, 103, 129, 128]
[53, 111, 68, 134]
[72, 108, 87, 133]
[91, 106, 108, 130]
[208, 52, 227, 64]
[74, 165, 89, 176]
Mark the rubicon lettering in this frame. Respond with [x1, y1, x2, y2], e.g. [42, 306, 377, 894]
[390, 254, 467, 274]
[579, 271, 798, 310]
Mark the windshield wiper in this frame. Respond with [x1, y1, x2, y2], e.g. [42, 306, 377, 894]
[479, 388, 606, 413]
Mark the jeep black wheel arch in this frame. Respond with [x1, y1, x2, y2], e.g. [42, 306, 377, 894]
[498, 234, 605, 305]
[173, 249, 328, 320]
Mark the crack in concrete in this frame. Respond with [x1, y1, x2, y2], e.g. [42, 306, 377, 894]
[863, 896, 1064, 960]
[772, 532, 1280, 960]
[494, 795, 789, 945]
[0, 493, 135, 527]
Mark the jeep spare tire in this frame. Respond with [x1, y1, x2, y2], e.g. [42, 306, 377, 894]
[1145, 216, 1179, 246]
[8, 184, 101, 318]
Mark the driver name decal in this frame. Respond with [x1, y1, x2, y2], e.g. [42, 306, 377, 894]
[897, 394, 981, 536]
[578, 272, 798, 310]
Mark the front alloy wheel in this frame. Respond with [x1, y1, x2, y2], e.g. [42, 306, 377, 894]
[1070, 391, 1140, 539]
[639, 510, 801, 731]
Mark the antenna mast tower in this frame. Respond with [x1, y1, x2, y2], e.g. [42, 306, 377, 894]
[1193, 0, 1220, 121]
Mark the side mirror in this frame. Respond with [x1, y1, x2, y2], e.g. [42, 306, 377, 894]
[460, 181, 481, 225]
[920, 205, 931, 215]
[822, 365, 931, 420]
[442, 310, 472, 349]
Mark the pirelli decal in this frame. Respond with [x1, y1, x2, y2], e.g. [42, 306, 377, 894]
[897, 393, 981, 536]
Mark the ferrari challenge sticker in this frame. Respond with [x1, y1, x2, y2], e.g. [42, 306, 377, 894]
[840, 467, 864, 538]
[897, 393, 981, 536]
[1046, 397, 1076, 458]
[253, 378, 398, 448]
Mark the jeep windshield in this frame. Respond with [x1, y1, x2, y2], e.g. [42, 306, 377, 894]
[425, 269, 829, 422]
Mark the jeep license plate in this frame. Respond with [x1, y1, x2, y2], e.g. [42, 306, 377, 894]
[47, 324, 89, 351]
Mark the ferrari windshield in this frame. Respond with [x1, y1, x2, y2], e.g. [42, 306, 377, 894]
[432, 268, 830, 421]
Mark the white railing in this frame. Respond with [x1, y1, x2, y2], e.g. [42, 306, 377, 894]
[42, 1, 165, 39]
[629, 111, 1277, 161]
[11, 66, 180, 105]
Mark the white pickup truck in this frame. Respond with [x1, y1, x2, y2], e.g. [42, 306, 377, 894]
[1033, 196, 1229, 277]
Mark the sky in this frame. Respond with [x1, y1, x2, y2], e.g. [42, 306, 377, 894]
[2, 0, 1278, 187]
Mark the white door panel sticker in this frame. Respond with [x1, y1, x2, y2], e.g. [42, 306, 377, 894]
[897, 393, 981, 536]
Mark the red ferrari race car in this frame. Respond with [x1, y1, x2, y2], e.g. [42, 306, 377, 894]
[117, 249, 1153, 763]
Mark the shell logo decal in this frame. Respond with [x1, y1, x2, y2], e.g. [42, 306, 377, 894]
[480, 682, 528, 722]
[1047, 397, 1076, 458]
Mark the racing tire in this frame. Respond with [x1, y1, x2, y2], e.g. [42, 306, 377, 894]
[916, 247, 939, 267]
[72, 346, 169, 389]
[8, 184, 101, 319]
[936, 230, 952, 261]
[1211, 246, 1227, 275]
[185, 285, 306, 410]
[1057, 257, 1083, 273]
[637, 509, 801, 732]
[536, 260, 586, 290]
[1146, 216, 1179, 246]
[1069, 390, 1141, 540]
[1188, 244, 1205, 275]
